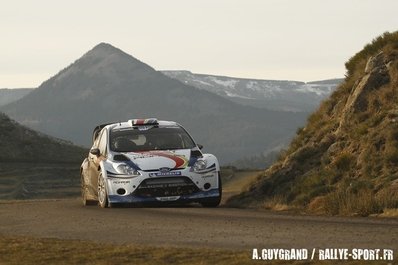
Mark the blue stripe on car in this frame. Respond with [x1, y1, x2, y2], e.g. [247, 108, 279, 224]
[108, 188, 220, 204]
[125, 160, 141, 170]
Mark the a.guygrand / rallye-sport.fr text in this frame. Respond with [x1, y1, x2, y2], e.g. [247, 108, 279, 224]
[80, 118, 222, 208]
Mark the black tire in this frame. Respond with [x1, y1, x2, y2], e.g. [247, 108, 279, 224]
[98, 173, 110, 208]
[81, 173, 96, 206]
[201, 173, 222, 207]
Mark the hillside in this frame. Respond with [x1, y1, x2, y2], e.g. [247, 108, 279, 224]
[1, 43, 307, 163]
[0, 88, 33, 106]
[228, 31, 398, 216]
[0, 113, 86, 199]
[0, 112, 85, 162]
[162, 71, 342, 112]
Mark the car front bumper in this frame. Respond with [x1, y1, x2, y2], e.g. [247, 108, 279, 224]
[108, 188, 220, 204]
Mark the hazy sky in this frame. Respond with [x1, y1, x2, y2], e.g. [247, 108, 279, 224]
[1, 0, 397, 88]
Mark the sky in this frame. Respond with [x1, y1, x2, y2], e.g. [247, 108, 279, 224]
[0, 0, 397, 88]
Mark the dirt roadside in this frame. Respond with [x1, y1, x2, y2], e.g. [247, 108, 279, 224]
[0, 199, 397, 250]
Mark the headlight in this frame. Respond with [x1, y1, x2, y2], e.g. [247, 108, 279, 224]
[116, 164, 141, 176]
[193, 160, 207, 172]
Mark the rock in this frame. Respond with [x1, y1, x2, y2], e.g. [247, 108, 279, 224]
[337, 52, 391, 132]
[364, 52, 385, 74]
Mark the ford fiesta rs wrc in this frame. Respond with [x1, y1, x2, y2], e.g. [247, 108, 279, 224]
[80, 118, 222, 208]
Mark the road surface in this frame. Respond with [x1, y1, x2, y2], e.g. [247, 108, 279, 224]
[0, 199, 397, 250]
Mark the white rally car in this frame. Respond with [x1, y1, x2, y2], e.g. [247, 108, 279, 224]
[80, 118, 222, 208]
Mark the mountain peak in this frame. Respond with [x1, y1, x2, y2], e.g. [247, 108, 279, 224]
[47, 43, 155, 86]
[87, 42, 125, 56]
[82, 42, 135, 62]
[93, 42, 114, 49]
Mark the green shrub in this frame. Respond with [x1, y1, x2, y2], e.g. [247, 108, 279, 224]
[386, 149, 398, 164]
[294, 146, 318, 163]
[333, 152, 354, 172]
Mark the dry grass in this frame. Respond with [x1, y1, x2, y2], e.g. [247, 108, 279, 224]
[323, 189, 398, 217]
[307, 196, 327, 214]
[378, 208, 398, 217]
[0, 236, 252, 265]
[262, 195, 293, 212]
[0, 236, 393, 265]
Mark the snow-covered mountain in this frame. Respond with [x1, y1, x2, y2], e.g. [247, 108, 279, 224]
[161, 71, 343, 112]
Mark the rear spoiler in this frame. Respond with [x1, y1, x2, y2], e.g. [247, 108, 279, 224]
[92, 123, 113, 143]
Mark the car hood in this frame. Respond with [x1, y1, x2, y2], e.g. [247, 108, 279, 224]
[122, 149, 192, 171]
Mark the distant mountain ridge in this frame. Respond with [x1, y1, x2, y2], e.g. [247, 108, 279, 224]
[0, 88, 33, 107]
[0, 112, 85, 162]
[162, 71, 342, 112]
[1, 43, 307, 163]
[0, 75, 342, 113]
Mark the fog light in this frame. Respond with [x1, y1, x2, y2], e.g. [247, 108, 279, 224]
[117, 188, 126, 195]
[204, 183, 211, 190]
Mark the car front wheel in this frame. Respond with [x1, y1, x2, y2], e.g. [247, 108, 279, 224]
[98, 173, 110, 208]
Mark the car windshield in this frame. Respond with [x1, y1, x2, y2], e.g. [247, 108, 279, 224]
[110, 126, 196, 152]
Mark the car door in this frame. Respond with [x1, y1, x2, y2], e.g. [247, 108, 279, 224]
[88, 129, 108, 197]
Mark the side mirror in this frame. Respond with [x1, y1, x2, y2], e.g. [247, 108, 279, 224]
[90, 148, 100, 156]
[197, 144, 204, 150]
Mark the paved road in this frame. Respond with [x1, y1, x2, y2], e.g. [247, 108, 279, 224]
[0, 199, 397, 250]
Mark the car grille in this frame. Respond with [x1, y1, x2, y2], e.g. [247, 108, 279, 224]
[134, 177, 199, 197]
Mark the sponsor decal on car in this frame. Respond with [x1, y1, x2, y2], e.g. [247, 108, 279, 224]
[112, 180, 131, 184]
[156, 196, 180, 201]
[135, 150, 188, 169]
[149, 171, 182, 177]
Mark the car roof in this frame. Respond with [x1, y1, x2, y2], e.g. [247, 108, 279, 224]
[105, 119, 179, 131]
[92, 119, 182, 143]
